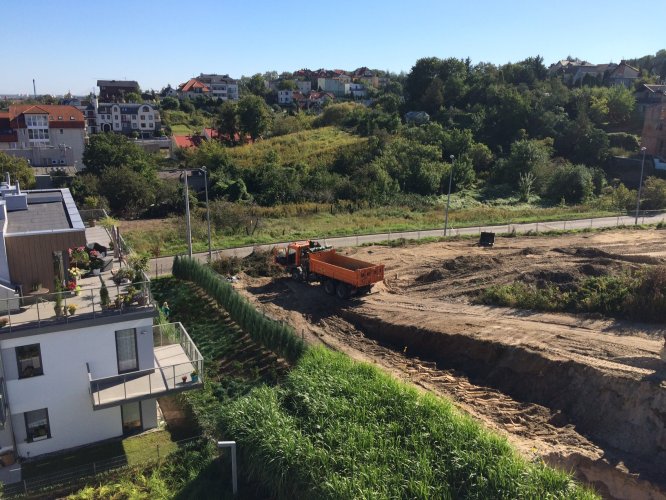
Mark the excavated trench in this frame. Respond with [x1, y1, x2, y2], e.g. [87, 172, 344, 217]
[339, 309, 666, 499]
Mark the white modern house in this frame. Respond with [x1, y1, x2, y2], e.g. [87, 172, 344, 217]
[0, 179, 202, 483]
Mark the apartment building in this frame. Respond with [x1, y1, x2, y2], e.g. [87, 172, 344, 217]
[91, 97, 161, 138]
[0, 180, 202, 484]
[177, 74, 239, 101]
[96, 80, 140, 102]
[0, 105, 86, 170]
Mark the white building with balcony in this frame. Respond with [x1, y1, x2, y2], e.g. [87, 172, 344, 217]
[89, 98, 161, 138]
[0, 181, 202, 484]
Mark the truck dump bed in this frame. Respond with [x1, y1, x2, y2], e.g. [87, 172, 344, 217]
[309, 250, 384, 288]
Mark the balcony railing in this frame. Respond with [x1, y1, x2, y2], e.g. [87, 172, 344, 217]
[88, 322, 203, 409]
[0, 280, 153, 333]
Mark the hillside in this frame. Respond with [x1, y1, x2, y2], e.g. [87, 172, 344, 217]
[227, 126, 366, 170]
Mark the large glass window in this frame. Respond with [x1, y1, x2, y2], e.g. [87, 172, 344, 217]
[25, 408, 50, 442]
[115, 328, 138, 373]
[121, 402, 142, 435]
[16, 344, 43, 378]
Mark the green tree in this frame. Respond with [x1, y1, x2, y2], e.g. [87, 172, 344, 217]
[243, 74, 268, 97]
[82, 133, 155, 176]
[497, 138, 552, 186]
[544, 164, 594, 203]
[0, 152, 36, 188]
[237, 95, 272, 140]
[124, 92, 142, 103]
[606, 85, 635, 125]
[160, 97, 179, 110]
[218, 101, 239, 143]
[99, 166, 156, 216]
[640, 177, 666, 210]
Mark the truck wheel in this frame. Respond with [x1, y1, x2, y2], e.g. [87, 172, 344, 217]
[291, 269, 301, 281]
[336, 282, 350, 299]
[324, 280, 336, 295]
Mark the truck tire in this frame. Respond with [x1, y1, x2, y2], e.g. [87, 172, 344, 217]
[336, 282, 350, 299]
[324, 280, 336, 295]
[291, 269, 301, 281]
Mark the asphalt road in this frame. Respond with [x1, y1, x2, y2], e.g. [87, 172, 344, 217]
[148, 212, 666, 277]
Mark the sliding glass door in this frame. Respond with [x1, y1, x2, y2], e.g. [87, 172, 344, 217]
[115, 328, 138, 373]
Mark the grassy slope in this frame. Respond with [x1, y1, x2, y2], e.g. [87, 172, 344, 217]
[150, 275, 597, 499]
[226, 126, 365, 169]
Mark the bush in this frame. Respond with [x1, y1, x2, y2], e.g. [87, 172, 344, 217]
[543, 164, 594, 204]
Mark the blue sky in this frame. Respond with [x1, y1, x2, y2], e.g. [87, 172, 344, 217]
[3, 0, 665, 95]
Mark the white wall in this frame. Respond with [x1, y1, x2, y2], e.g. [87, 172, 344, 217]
[2, 316, 154, 457]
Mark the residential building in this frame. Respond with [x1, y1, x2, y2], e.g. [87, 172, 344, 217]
[277, 90, 294, 105]
[345, 83, 367, 99]
[197, 74, 239, 101]
[609, 61, 640, 88]
[177, 78, 211, 100]
[293, 91, 335, 109]
[635, 84, 666, 114]
[295, 80, 312, 94]
[0, 105, 86, 170]
[642, 104, 666, 158]
[177, 75, 239, 101]
[317, 78, 347, 97]
[97, 80, 140, 102]
[0, 180, 202, 483]
[91, 98, 161, 138]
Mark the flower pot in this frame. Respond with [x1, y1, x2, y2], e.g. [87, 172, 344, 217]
[92, 268, 101, 276]
[191, 374, 198, 383]
[181, 375, 187, 384]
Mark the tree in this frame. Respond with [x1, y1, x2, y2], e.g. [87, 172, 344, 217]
[0, 152, 36, 188]
[180, 99, 195, 113]
[237, 95, 271, 140]
[243, 74, 268, 97]
[544, 164, 594, 203]
[606, 85, 635, 125]
[218, 101, 239, 143]
[124, 92, 142, 103]
[99, 166, 156, 216]
[82, 133, 155, 176]
[160, 97, 179, 110]
[497, 138, 552, 186]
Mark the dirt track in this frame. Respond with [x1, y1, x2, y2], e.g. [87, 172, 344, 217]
[237, 229, 666, 500]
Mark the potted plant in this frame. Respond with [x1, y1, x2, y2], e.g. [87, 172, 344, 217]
[67, 304, 77, 316]
[54, 280, 64, 317]
[90, 258, 104, 276]
[181, 375, 187, 384]
[69, 247, 90, 269]
[191, 370, 199, 383]
[69, 267, 82, 282]
[100, 282, 110, 309]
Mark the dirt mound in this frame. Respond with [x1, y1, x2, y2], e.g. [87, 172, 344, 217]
[443, 255, 500, 271]
[519, 247, 546, 256]
[212, 249, 283, 278]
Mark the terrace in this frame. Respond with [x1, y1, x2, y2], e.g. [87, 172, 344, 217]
[88, 323, 204, 410]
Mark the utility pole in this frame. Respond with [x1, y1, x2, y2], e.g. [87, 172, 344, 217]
[201, 166, 212, 261]
[183, 170, 193, 257]
[444, 155, 455, 236]
[635, 146, 647, 225]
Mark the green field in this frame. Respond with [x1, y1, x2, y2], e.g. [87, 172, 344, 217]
[169, 124, 196, 135]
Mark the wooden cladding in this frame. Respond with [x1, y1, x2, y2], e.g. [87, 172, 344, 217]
[5, 231, 86, 292]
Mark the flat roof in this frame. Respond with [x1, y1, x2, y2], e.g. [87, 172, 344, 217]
[5, 189, 85, 235]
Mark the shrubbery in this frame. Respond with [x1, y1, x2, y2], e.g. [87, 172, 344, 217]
[172, 256, 305, 362]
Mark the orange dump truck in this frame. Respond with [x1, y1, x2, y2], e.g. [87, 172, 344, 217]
[274, 240, 384, 298]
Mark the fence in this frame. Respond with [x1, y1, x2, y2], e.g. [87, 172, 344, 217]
[2, 435, 203, 498]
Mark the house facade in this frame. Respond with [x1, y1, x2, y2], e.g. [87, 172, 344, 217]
[97, 80, 140, 102]
[0, 182, 202, 482]
[635, 84, 666, 114]
[0, 105, 86, 170]
[177, 75, 239, 101]
[609, 61, 640, 88]
[92, 99, 161, 138]
[642, 104, 666, 158]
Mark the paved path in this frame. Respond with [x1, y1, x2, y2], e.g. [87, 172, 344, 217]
[148, 212, 666, 277]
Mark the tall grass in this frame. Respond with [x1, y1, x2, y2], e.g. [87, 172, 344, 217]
[172, 256, 305, 363]
[221, 347, 597, 499]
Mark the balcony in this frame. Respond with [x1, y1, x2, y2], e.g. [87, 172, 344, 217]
[0, 275, 153, 333]
[88, 323, 203, 410]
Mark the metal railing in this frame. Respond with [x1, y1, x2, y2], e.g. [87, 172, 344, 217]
[2, 435, 203, 498]
[0, 280, 153, 334]
[88, 322, 203, 408]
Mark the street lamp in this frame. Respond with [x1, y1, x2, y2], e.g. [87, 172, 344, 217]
[183, 169, 193, 257]
[635, 146, 647, 225]
[200, 166, 212, 262]
[444, 155, 455, 236]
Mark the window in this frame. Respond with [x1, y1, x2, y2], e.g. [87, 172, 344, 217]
[115, 328, 138, 373]
[141, 123, 146, 128]
[25, 408, 51, 442]
[131, 123, 138, 129]
[57, 116, 63, 120]
[140, 115, 145, 120]
[69, 116, 75, 120]
[60, 129, 63, 134]
[121, 402, 142, 435]
[16, 344, 43, 378]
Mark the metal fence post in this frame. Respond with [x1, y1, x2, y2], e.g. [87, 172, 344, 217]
[218, 441, 238, 495]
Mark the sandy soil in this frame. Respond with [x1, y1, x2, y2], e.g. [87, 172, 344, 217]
[237, 229, 666, 499]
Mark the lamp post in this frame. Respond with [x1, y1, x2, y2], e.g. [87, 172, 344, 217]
[635, 146, 647, 225]
[183, 169, 193, 258]
[200, 166, 212, 262]
[444, 154, 455, 236]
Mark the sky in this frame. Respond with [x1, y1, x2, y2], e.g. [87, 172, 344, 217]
[3, 0, 666, 95]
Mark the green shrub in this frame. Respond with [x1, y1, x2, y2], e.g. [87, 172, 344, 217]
[172, 256, 305, 363]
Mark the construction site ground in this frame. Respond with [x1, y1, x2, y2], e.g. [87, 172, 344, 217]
[234, 228, 666, 500]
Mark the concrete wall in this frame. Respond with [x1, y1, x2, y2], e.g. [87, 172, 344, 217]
[140, 399, 157, 430]
[1, 316, 153, 457]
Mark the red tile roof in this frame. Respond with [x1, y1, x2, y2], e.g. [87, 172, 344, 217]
[173, 135, 197, 148]
[8, 105, 85, 128]
[203, 128, 219, 139]
[178, 79, 210, 93]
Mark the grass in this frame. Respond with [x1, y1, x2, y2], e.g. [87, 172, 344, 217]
[170, 124, 196, 135]
[122, 203, 617, 256]
[221, 347, 597, 499]
[154, 276, 596, 498]
[22, 430, 179, 479]
[226, 126, 365, 169]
